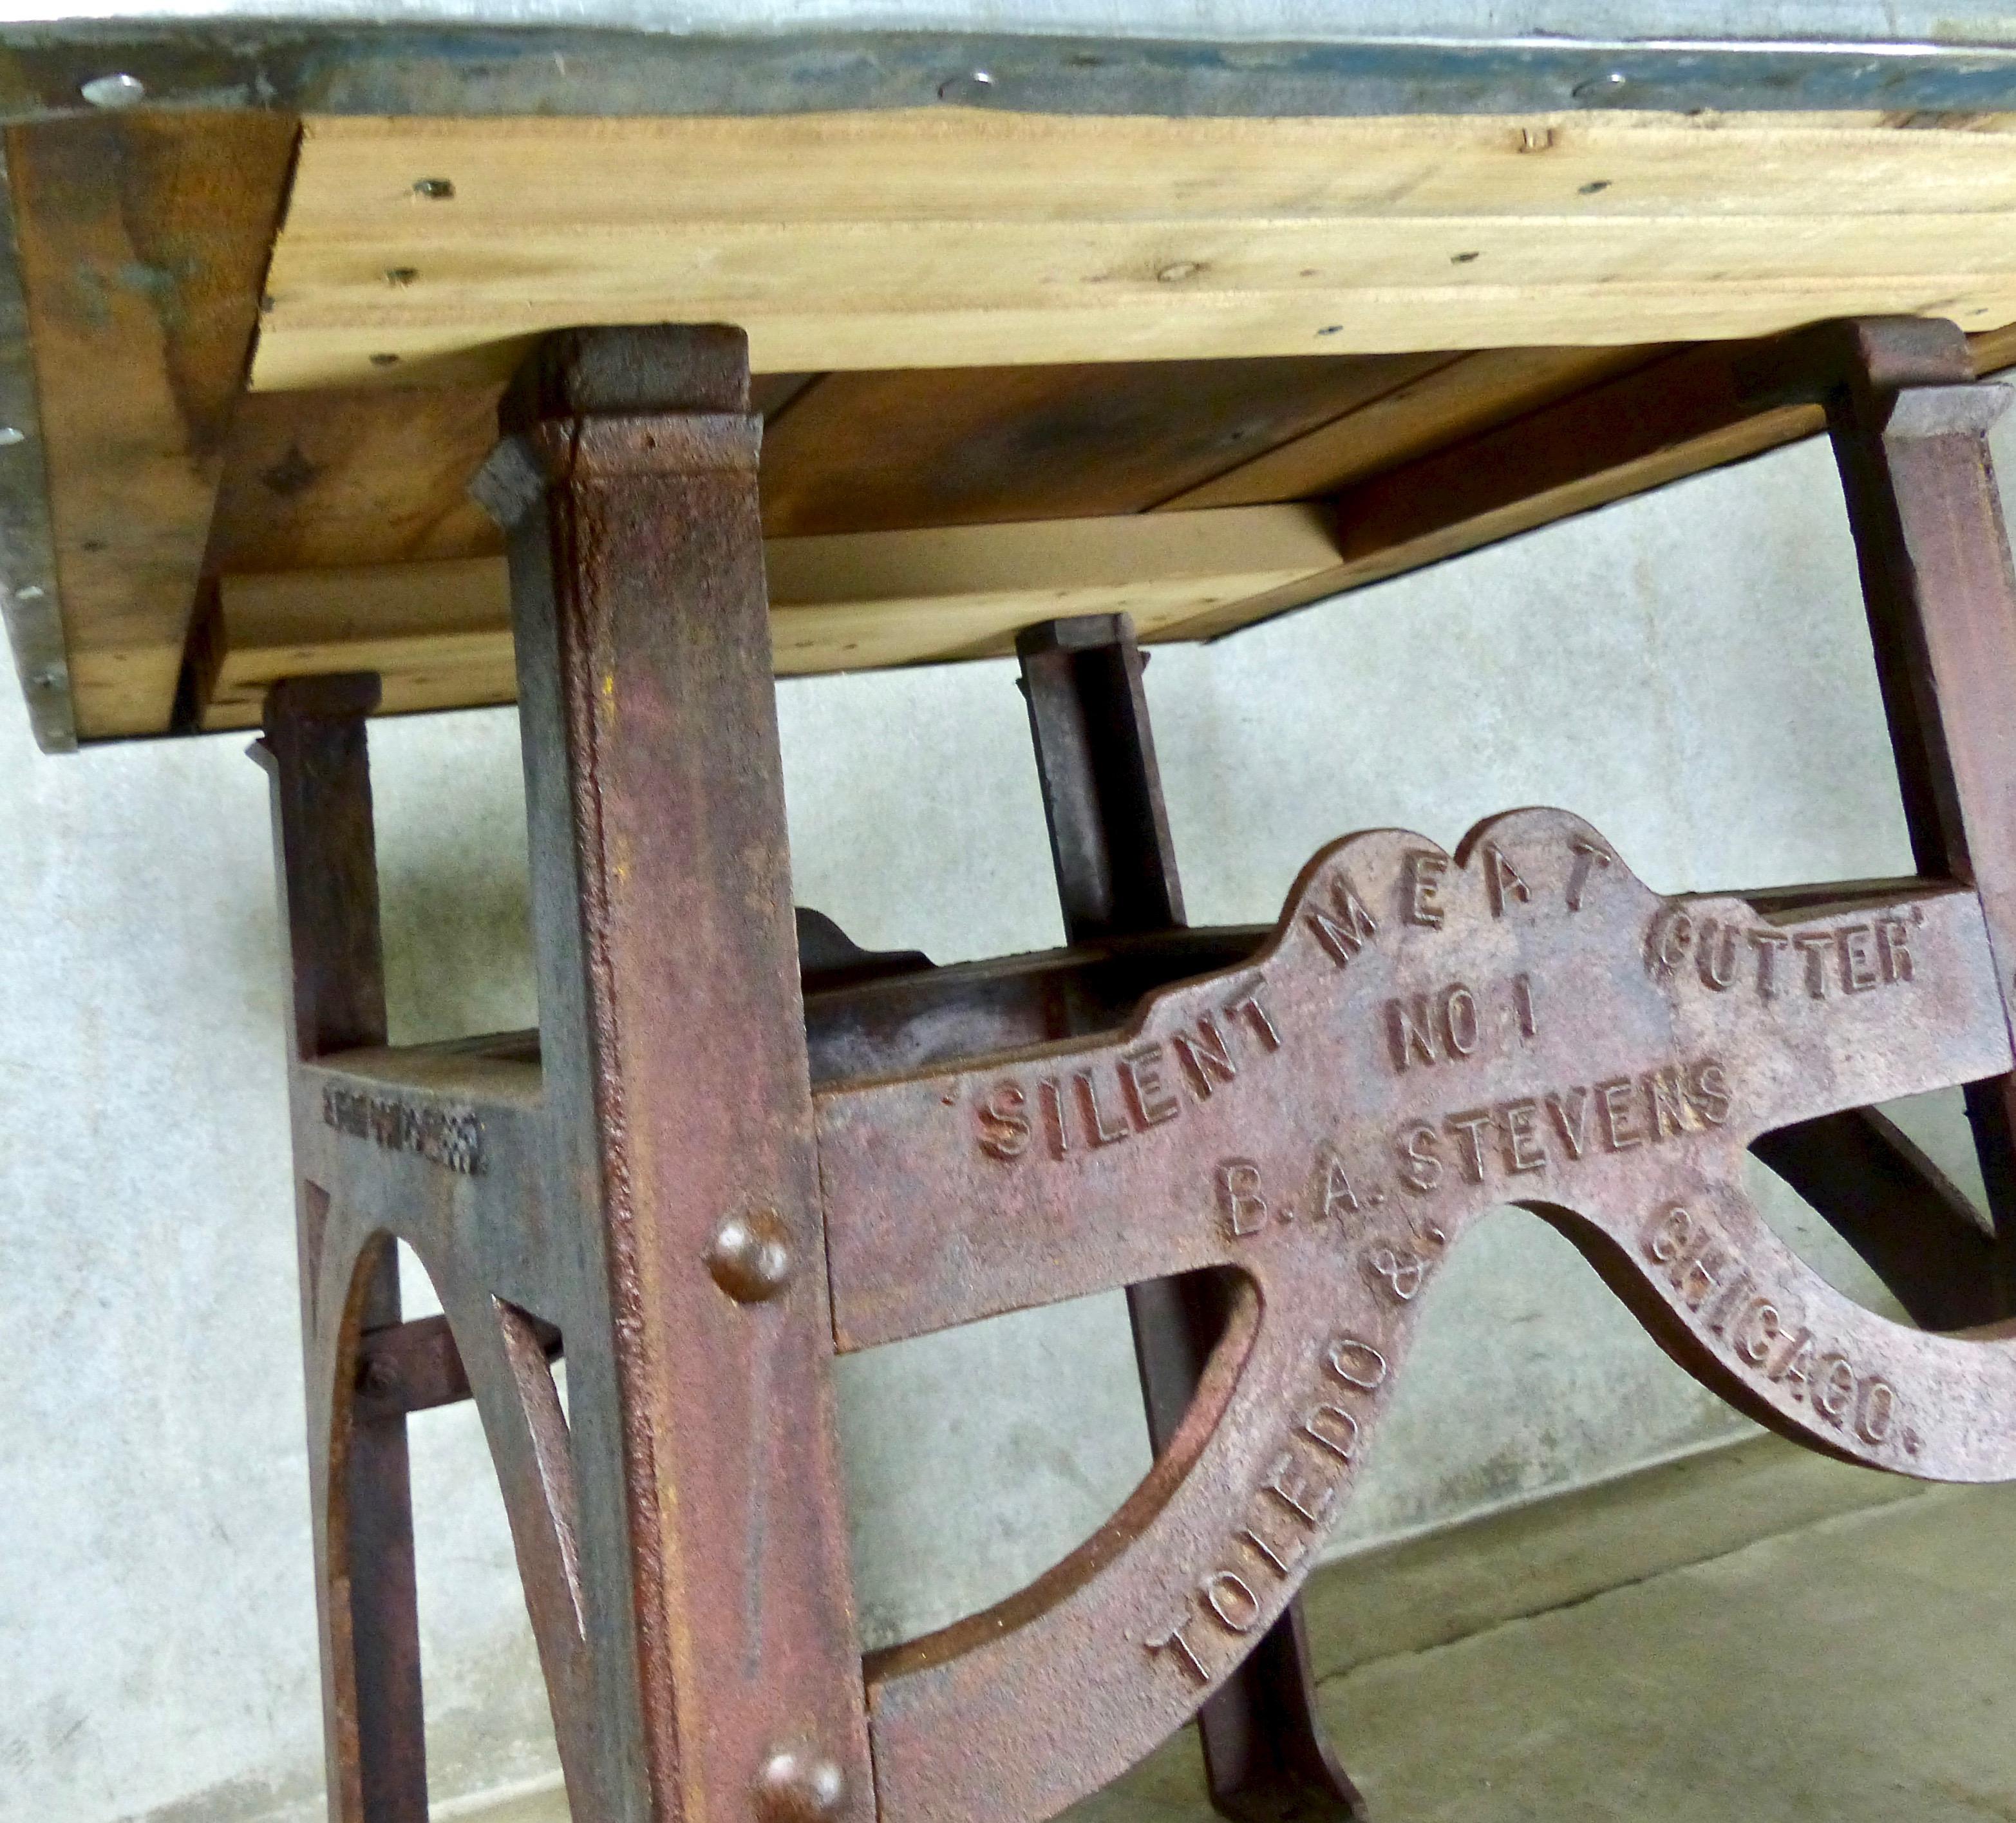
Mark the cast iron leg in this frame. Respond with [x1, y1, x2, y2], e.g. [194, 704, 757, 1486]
[1017, 615, 1367, 1823]
[1771, 318, 2016, 1317]
[476, 324, 874, 1823]
[259, 674, 429, 1823]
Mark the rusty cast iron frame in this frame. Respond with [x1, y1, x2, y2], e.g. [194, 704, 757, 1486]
[259, 315, 2016, 1823]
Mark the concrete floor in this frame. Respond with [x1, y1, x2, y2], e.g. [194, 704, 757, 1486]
[1070, 1440, 2016, 1823]
[476, 1438, 2016, 1823]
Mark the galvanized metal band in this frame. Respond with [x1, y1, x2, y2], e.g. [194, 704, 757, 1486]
[6, 26, 2016, 124]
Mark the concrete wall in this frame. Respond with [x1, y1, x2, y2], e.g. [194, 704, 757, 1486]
[4, 424, 1999, 1822]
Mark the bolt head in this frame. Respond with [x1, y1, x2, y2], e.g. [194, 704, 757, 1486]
[756, 1748, 847, 1823]
[707, 1207, 795, 1302]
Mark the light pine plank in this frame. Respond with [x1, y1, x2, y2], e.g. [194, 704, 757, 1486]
[254, 283, 2016, 394]
[1160, 345, 1664, 510]
[278, 111, 2016, 229]
[253, 110, 2016, 390]
[757, 354, 1447, 536]
[201, 505, 1341, 726]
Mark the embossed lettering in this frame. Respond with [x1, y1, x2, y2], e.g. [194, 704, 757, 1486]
[1397, 1122, 1444, 1193]
[1145, 1622, 1210, 1683]
[1646, 1203, 1695, 1265]
[1598, 1077, 1642, 1151]
[1512, 972, 1539, 1041]
[1239, 1522, 1299, 1576]
[1301, 1402, 1361, 1461]
[1644, 1066, 1690, 1141]
[1227, 988, 1283, 1051]
[1484, 844, 1531, 918]
[1547, 1086, 1592, 1159]
[1404, 852, 1449, 928]
[1308, 875, 1379, 967]
[1566, 836, 1613, 911]
[1444, 1108, 1494, 1183]
[1325, 1336, 1390, 1390]
[1173, 1015, 1238, 1099]
[1384, 978, 1500, 1070]
[1697, 919, 1741, 990]
[1039, 1076, 1069, 1157]
[1262, 1450, 1337, 1528]
[1386, 994, 1439, 1072]
[975, 1081, 1032, 1160]
[1878, 914, 1916, 983]
[1857, 1378, 1897, 1444]
[1219, 1160, 1268, 1237]
[1794, 932, 1834, 998]
[1702, 1267, 1755, 1337]
[1442, 984, 1480, 1057]
[1118, 1042, 1180, 1128]
[1202, 1571, 1261, 1634]
[1813, 1354, 1856, 1424]
[1688, 1059, 1733, 1127]
[1676, 1243, 1727, 1311]
[1079, 1070, 1129, 1145]
[1838, 925, 1879, 994]
[323, 1088, 484, 1175]
[1365, 1244, 1426, 1301]
[1320, 1157, 1364, 1220]
[1773, 1329, 1818, 1401]
[1749, 928, 1789, 998]
[1500, 1099, 1547, 1173]
[1645, 909, 1694, 979]
[1735, 1298, 1784, 1366]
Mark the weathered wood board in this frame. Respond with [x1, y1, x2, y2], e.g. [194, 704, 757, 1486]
[10, 105, 2016, 742]
[202, 505, 1342, 726]
[7, 112, 296, 738]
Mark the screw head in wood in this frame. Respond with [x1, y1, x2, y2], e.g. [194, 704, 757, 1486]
[80, 73, 146, 108]
[756, 1748, 847, 1822]
[936, 69, 994, 102]
[706, 1206, 795, 1302]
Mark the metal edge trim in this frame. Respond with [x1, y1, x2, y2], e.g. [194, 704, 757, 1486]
[0, 138, 73, 753]
[6, 26, 2016, 122]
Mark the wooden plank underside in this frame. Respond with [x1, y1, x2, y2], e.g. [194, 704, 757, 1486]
[7, 111, 297, 738]
[254, 111, 2016, 390]
[23, 104, 2016, 741]
[1163, 317, 2016, 642]
[200, 505, 1342, 727]
[199, 318, 2016, 724]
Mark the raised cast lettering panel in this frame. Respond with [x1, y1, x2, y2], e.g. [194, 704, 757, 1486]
[820, 808, 2016, 1823]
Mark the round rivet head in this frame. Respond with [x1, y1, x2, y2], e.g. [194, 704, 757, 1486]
[80, 72, 146, 109]
[707, 1206, 795, 1302]
[756, 1748, 847, 1823]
